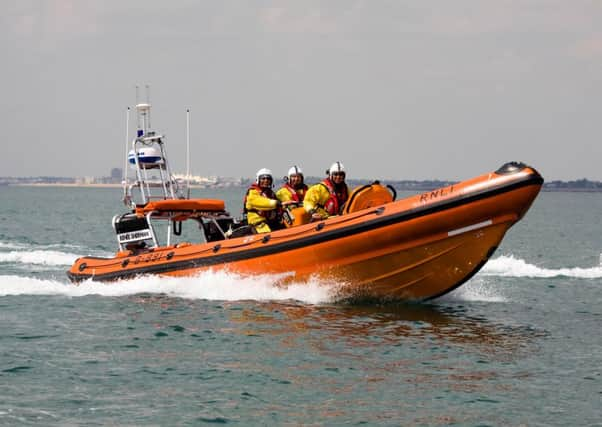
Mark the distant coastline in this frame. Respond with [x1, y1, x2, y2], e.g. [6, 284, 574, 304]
[3, 177, 602, 192]
[8, 183, 123, 188]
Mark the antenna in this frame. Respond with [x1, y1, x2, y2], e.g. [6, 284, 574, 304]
[135, 85, 151, 138]
[124, 107, 130, 183]
[145, 85, 151, 130]
[122, 106, 131, 206]
[186, 108, 191, 198]
[135, 86, 141, 132]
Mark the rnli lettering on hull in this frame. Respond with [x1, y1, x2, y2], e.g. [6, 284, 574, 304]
[118, 229, 152, 243]
[420, 186, 454, 203]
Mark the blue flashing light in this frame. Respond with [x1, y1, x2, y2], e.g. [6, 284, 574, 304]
[137, 129, 144, 137]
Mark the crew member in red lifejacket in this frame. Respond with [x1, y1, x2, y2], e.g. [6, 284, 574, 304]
[276, 165, 308, 206]
[244, 168, 286, 233]
[303, 161, 349, 221]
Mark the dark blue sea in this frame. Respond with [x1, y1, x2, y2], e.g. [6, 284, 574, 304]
[1, 186, 600, 426]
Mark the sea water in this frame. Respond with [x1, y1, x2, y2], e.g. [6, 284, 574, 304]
[0, 186, 600, 426]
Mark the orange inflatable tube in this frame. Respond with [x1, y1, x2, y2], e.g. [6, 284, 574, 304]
[68, 163, 543, 301]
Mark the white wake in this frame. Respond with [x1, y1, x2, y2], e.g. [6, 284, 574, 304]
[0, 271, 336, 304]
[0, 240, 111, 267]
[1, 244, 600, 304]
[442, 277, 507, 303]
[480, 255, 602, 279]
[0, 250, 80, 266]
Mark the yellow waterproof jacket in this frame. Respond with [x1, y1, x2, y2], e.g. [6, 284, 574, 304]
[303, 183, 331, 219]
[276, 184, 307, 205]
[303, 180, 349, 219]
[245, 185, 280, 231]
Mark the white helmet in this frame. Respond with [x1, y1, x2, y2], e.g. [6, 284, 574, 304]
[287, 165, 304, 179]
[327, 161, 346, 176]
[255, 168, 273, 184]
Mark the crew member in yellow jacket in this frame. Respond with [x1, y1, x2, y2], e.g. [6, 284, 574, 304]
[276, 165, 308, 205]
[244, 168, 290, 233]
[303, 161, 350, 221]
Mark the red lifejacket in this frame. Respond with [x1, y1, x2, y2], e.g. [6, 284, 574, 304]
[320, 178, 349, 216]
[281, 183, 308, 204]
[243, 184, 280, 221]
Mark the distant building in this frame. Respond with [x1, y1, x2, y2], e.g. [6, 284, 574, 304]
[75, 176, 96, 184]
[111, 168, 123, 180]
[173, 173, 219, 187]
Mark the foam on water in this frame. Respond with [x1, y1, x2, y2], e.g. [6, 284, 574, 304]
[0, 242, 30, 250]
[0, 240, 87, 251]
[2, 242, 600, 304]
[0, 250, 80, 266]
[441, 276, 506, 303]
[0, 271, 336, 304]
[481, 255, 602, 278]
[0, 240, 112, 267]
[441, 254, 602, 303]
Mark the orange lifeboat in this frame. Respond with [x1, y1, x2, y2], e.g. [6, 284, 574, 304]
[68, 162, 543, 301]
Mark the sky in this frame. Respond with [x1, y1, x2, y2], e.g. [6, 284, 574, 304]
[1, 1, 601, 181]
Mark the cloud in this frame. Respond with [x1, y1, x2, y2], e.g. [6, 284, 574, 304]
[6, 0, 100, 51]
[259, 5, 343, 34]
[571, 34, 602, 59]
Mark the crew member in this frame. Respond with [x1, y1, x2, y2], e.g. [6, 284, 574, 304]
[244, 168, 284, 233]
[277, 165, 308, 206]
[303, 161, 349, 220]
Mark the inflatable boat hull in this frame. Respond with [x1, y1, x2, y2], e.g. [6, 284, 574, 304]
[68, 164, 543, 301]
